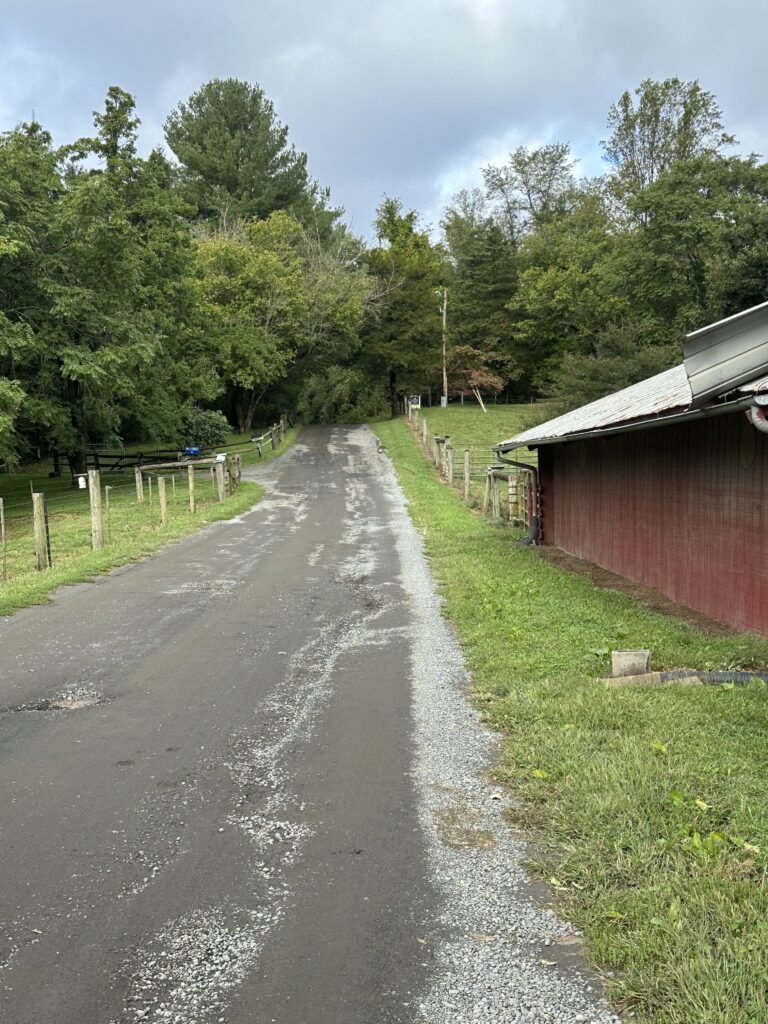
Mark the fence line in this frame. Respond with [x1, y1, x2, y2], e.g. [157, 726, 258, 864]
[405, 402, 539, 540]
[0, 417, 291, 586]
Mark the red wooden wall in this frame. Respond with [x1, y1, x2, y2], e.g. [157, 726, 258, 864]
[538, 412, 768, 634]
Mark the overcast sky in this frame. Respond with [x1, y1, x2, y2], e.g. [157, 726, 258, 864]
[3, 0, 768, 238]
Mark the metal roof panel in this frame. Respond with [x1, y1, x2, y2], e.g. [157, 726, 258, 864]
[498, 364, 692, 449]
[684, 300, 768, 406]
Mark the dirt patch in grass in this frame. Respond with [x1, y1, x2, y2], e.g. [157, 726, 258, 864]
[433, 787, 497, 850]
[538, 546, 737, 637]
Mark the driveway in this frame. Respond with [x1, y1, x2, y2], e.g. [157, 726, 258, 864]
[0, 426, 618, 1024]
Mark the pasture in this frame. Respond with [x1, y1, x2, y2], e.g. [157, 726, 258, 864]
[0, 428, 298, 616]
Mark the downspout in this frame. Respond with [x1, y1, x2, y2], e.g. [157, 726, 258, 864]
[493, 452, 541, 545]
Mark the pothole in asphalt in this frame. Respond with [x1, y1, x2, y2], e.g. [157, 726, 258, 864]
[2, 687, 109, 713]
[162, 579, 238, 596]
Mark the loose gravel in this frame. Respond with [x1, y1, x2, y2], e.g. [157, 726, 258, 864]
[370, 427, 623, 1024]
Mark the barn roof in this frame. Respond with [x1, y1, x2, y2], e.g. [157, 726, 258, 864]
[496, 362, 768, 451]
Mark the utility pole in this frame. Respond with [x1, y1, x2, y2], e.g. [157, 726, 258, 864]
[441, 287, 448, 408]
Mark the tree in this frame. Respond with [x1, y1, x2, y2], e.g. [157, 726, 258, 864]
[192, 213, 308, 433]
[627, 154, 768, 329]
[361, 197, 444, 414]
[482, 143, 575, 235]
[603, 77, 736, 207]
[441, 195, 519, 393]
[0, 375, 23, 467]
[0, 91, 196, 469]
[164, 78, 337, 231]
[508, 182, 625, 393]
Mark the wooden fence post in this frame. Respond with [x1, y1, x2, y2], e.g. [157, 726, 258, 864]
[446, 443, 454, 485]
[158, 476, 167, 526]
[105, 485, 112, 542]
[482, 472, 491, 516]
[0, 496, 5, 581]
[491, 469, 501, 520]
[88, 469, 104, 550]
[135, 466, 144, 503]
[422, 418, 427, 446]
[270, 426, 277, 450]
[464, 450, 471, 502]
[32, 493, 47, 570]
[433, 436, 440, 465]
[234, 453, 242, 487]
[215, 460, 226, 502]
[188, 465, 196, 514]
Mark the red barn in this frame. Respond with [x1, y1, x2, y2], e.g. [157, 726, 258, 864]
[495, 303, 768, 635]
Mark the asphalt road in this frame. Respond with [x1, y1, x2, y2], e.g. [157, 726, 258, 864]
[0, 426, 618, 1024]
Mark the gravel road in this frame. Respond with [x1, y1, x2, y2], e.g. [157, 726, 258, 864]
[0, 425, 620, 1023]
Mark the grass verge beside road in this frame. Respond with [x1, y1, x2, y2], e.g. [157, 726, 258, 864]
[0, 480, 262, 618]
[0, 428, 298, 617]
[376, 417, 768, 1024]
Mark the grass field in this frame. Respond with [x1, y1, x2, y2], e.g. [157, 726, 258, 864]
[415, 402, 544, 450]
[413, 403, 543, 507]
[376, 416, 768, 1024]
[0, 427, 298, 616]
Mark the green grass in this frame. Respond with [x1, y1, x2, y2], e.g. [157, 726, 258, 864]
[0, 427, 298, 616]
[416, 402, 543, 449]
[376, 417, 768, 1024]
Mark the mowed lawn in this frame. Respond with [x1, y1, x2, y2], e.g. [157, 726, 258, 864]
[0, 427, 298, 616]
[377, 416, 768, 1024]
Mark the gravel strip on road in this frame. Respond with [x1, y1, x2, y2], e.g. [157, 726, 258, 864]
[372, 427, 623, 1024]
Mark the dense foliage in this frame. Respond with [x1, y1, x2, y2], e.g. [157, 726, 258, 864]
[441, 78, 768, 407]
[2, 74, 768, 466]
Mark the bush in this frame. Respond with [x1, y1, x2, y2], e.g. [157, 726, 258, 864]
[182, 407, 231, 449]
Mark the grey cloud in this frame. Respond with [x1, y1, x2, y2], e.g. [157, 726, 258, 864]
[3, 0, 767, 236]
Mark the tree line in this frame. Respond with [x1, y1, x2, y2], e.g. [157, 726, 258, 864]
[2, 76, 768, 469]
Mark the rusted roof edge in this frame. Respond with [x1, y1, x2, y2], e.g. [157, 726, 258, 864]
[494, 393, 757, 452]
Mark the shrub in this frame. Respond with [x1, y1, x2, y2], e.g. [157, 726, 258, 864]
[182, 407, 231, 449]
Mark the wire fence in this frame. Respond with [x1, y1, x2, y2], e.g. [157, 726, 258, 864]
[0, 467, 229, 587]
[406, 405, 539, 538]
[0, 415, 293, 591]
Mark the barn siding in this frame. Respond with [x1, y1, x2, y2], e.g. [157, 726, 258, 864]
[543, 412, 768, 634]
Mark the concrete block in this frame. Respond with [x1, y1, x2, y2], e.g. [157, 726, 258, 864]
[612, 649, 651, 677]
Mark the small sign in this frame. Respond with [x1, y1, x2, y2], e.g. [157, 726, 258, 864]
[409, 395, 421, 408]
[76, 474, 87, 490]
